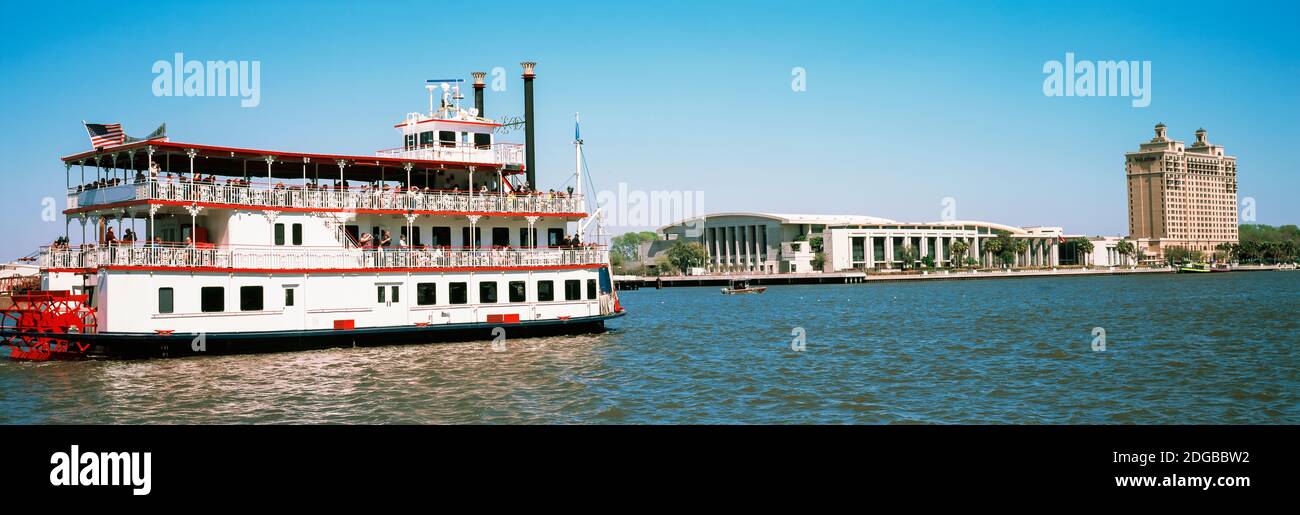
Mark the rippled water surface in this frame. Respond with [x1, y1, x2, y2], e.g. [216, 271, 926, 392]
[2, 272, 1297, 424]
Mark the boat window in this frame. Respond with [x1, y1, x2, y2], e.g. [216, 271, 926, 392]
[586, 279, 597, 300]
[509, 281, 526, 303]
[405, 133, 416, 150]
[201, 287, 224, 313]
[450, 282, 468, 304]
[274, 223, 285, 246]
[480, 282, 498, 303]
[474, 133, 491, 149]
[240, 286, 263, 311]
[492, 228, 509, 247]
[547, 228, 565, 247]
[417, 283, 436, 305]
[565, 280, 581, 301]
[438, 131, 456, 147]
[518, 228, 531, 247]
[292, 224, 303, 246]
[284, 288, 294, 307]
[158, 287, 174, 314]
[390, 285, 399, 303]
[376, 285, 385, 303]
[537, 280, 554, 302]
[419, 131, 434, 147]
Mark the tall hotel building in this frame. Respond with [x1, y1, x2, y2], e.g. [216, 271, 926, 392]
[1125, 123, 1238, 258]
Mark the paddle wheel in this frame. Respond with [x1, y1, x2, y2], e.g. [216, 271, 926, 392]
[0, 291, 97, 361]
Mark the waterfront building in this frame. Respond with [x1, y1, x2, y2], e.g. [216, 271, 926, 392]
[1125, 123, 1239, 260]
[658, 213, 895, 273]
[660, 214, 1084, 273]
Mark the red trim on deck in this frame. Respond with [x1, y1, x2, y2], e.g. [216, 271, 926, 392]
[48, 264, 605, 275]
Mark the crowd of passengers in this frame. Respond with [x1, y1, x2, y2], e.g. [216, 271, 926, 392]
[75, 161, 577, 199]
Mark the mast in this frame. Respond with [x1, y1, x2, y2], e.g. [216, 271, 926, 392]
[574, 112, 583, 199]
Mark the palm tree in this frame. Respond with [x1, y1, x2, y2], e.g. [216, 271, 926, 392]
[1011, 238, 1029, 268]
[896, 244, 918, 270]
[1116, 239, 1136, 266]
[949, 239, 971, 268]
[1073, 238, 1095, 267]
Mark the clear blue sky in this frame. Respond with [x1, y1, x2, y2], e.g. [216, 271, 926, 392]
[2, 0, 1297, 258]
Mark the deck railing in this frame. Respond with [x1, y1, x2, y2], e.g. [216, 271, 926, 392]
[67, 179, 583, 215]
[374, 142, 525, 166]
[39, 244, 607, 271]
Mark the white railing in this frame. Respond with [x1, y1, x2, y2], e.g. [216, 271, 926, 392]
[374, 142, 525, 166]
[40, 245, 607, 271]
[68, 179, 583, 215]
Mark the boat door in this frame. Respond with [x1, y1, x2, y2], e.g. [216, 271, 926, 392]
[281, 284, 304, 330]
[374, 281, 406, 326]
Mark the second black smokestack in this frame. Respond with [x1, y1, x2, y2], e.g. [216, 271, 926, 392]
[471, 71, 486, 117]
[521, 61, 536, 190]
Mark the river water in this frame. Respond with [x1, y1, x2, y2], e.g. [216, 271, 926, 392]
[2, 272, 1296, 424]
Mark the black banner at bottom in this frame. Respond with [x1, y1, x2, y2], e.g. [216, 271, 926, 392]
[2, 425, 1290, 504]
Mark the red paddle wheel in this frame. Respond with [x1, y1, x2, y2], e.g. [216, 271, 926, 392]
[0, 291, 97, 361]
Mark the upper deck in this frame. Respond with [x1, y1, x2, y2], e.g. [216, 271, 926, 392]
[61, 138, 580, 218]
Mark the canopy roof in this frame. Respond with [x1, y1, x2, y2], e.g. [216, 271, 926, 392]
[60, 139, 523, 183]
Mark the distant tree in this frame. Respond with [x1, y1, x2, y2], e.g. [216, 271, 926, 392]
[920, 255, 935, 269]
[666, 242, 707, 273]
[1116, 239, 1136, 266]
[1072, 238, 1095, 267]
[811, 251, 825, 271]
[809, 236, 824, 253]
[949, 239, 970, 268]
[896, 244, 918, 270]
[1165, 246, 1191, 264]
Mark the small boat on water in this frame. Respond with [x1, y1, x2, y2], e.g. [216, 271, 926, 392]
[1211, 263, 1231, 272]
[721, 279, 766, 295]
[1177, 262, 1212, 273]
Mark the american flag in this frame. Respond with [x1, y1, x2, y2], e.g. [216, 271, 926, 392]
[84, 122, 124, 148]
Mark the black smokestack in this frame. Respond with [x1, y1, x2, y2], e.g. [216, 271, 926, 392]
[521, 61, 537, 189]
[471, 71, 486, 117]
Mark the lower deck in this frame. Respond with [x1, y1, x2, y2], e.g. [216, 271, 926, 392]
[45, 266, 617, 334]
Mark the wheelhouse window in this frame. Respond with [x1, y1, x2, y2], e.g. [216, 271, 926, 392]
[474, 133, 491, 149]
[480, 282, 498, 303]
[587, 279, 597, 300]
[405, 133, 416, 150]
[565, 280, 582, 301]
[158, 287, 174, 314]
[509, 281, 526, 303]
[449, 282, 468, 304]
[200, 287, 224, 312]
[240, 286, 263, 311]
[438, 131, 456, 147]
[417, 283, 436, 305]
[419, 131, 434, 147]
[537, 280, 554, 302]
